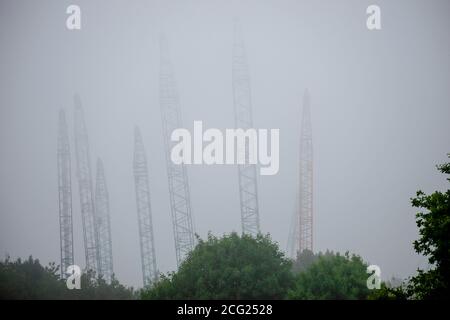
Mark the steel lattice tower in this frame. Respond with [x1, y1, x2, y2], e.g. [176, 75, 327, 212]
[159, 35, 195, 267]
[298, 90, 313, 253]
[95, 158, 114, 283]
[57, 109, 74, 278]
[232, 20, 260, 236]
[133, 126, 158, 287]
[286, 198, 299, 259]
[74, 95, 99, 274]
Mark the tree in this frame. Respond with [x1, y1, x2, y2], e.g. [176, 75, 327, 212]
[368, 282, 408, 300]
[0, 256, 135, 299]
[370, 155, 450, 300]
[141, 232, 295, 299]
[0, 256, 65, 299]
[68, 271, 136, 300]
[407, 155, 450, 299]
[288, 252, 370, 300]
[292, 249, 334, 273]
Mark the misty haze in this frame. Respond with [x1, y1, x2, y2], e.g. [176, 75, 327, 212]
[0, 0, 449, 299]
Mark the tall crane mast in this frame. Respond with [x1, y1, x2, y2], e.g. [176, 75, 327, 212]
[133, 126, 158, 286]
[298, 90, 313, 253]
[57, 109, 74, 278]
[95, 158, 114, 283]
[232, 20, 260, 235]
[74, 95, 99, 273]
[287, 90, 314, 257]
[159, 36, 195, 267]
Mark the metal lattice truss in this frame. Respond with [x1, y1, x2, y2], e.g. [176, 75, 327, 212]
[159, 36, 195, 267]
[57, 109, 74, 278]
[133, 126, 158, 287]
[298, 90, 313, 253]
[95, 158, 114, 283]
[287, 91, 314, 258]
[74, 95, 99, 274]
[233, 20, 260, 236]
[286, 194, 299, 259]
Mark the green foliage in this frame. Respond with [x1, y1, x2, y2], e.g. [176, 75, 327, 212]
[0, 256, 135, 300]
[292, 249, 334, 273]
[368, 281, 408, 300]
[288, 252, 370, 300]
[68, 271, 136, 300]
[292, 249, 316, 273]
[0, 256, 65, 299]
[407, 155, 450, 299]
[370, 154, 450, 300]
[141, 232, 294, 299]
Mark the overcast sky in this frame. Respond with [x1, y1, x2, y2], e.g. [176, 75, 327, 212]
[1, 0, 449, 288]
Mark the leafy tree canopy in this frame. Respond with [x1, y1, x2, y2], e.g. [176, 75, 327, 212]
[142, 232, 294, 299]
[292, 249, 334, 273]
[288, 251, 370, 300]
[0, 256, 135, 299]
[371, 154, 450, 300]
[407, 155, 450, 299]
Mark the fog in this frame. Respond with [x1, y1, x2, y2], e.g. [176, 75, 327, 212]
[1, 0, 449, 288]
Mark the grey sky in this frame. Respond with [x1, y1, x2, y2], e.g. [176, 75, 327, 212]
[1, 0, 449, 288]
